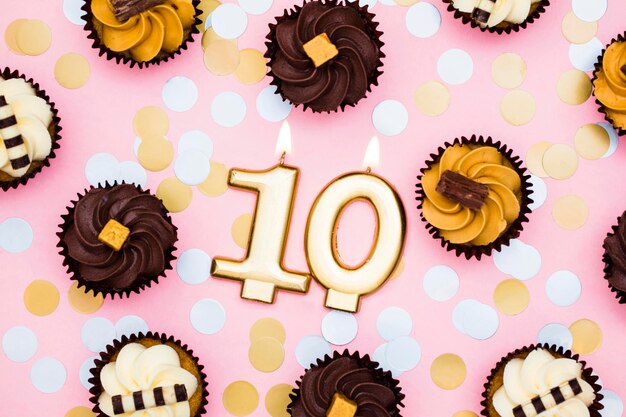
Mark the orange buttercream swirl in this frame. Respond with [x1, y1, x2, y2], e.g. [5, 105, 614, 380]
[594, 40, 626, 129]
[421, 144, 522, 246]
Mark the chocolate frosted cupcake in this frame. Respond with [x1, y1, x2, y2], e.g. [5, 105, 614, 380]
[416, 136, 532, 260]
[57, 183, 178, 298]
[592, 33, 626, 136]
[0, 68, 61, 191]
[265, 0, 384, 113]
[83, 0, 200, 68]
[481, 344, 602, 417]
[89, 332, 208, 417]
[289, 350, 404, 417]
[602, 211, 626, 304]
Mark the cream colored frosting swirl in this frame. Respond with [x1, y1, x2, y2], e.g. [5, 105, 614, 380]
[593, 40, 626, 129]
[452, 0, 542, 27]
[98, 343, 198, 417]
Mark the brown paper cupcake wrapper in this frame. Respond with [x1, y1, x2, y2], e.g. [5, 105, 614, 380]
[88, 331, 209, 417]
[602, 214, 626, 304]
[415, 135, 533, 260]
[265, 0, 385, 113]
[288, 350, 405, 416]
[81, 0, 202, 69]
[480, 343, 603, 417]
[441, 0, 550, 35]
[591, 32, 626, 136]
[0, 67, 62, 191]
[56, 181, 178, 299]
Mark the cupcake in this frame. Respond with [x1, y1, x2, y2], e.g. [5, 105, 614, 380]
[602, 210, 626, 304]
[592, 33, 626, 136]
[57, 183, 178, 298]
[0, 68, 61, 191]
[481, 344, 603, 417]
[89, 332, 208, 417]
[288, 350, 404, 417]
[416, 136, 532, 260]
[265, 0, 384, 113]
[83, 0, 200, 68]
[443, 0, 550, 34]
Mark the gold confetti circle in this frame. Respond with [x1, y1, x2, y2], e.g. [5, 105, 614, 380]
[24, 280, 60, 316]
[395, 0, 419, 5]
[5, 19, 27, 55]
[265, 384, 293, 417]
[493, 279, 529, 316]
[526, 141, 553, 178]
[54, 53, 91, 89]
[492, 53, 527, 89]
[198, 162, 230, 197]
[414, 81, 450, 116]
[137, 137, 174, 171]
[552, 194, 588, 230]
[197, 0, 222, 30]
[156, 177, 193, 213]
[16, 19, 52, 56]
[430, 353, 466, 390]
[570, 319, 602, 355]
[232, 213, 253, 249]
[542, 144, 578, 180]
[557, 69, 591, 105]
[250, 318, 286, 344]
[574, 124, 610, 160]
[248, 337, 285, 373]
[453, 412, 478, 417]
[202, 27, 236, 49]
[204, 40, 240, 76]
[65, 407, 96, 417]
[133, 106, 169, 138]
[67, 282, 104, 314]
[223, 381, 259, 416]
[235, 49, 267, 85]
[389, 257, 404, 280]
[500, 90, 536, 126]
[562, 11, 598, 45]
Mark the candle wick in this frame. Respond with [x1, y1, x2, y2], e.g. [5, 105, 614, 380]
[365, 167, 372, 173]
[279, 152, 286, 165]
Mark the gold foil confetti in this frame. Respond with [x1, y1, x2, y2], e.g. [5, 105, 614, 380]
[232, 213, 253, 249]
[500, 90, 536, 126]
[562, 12, 597, 45]
[395, 0, 419, 5]
[223, 381, 259, 416]
[570, 319, 602, 355]
[198, 161, 230, 197]
[204, 40, 240, 75]
[55, 53, 91, 89]
[67, 282, 104, 314]
[24, 280, 59, 316]
[156, 177, 193, 213]
[133, 106, 169, 138]
[248, 337, 285, 373]
[430, 353, 466, 390]
[16, 19, 52, 56]
[453, 412, 478, 417]
[265, 384, 293, 417]
[542, 144, 578, 180]
[201, 27, 236, 49]
[235, 48, 267, 85]
[5, 19, 28, 55]
[526, 141, 553, 178]
[250, 318, 286, 344]
[414, 81, 450, 116]
[575, 124, 610, 160]
[493, 279, 529, 316]
[552, 194, 588, 230]
[492, 53, 527, 89]
[557, 69, 592, 105]
[137, 137, 175, 171]
[65, 407, 96, 417]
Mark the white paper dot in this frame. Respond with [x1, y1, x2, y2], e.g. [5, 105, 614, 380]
[463, 303, 499, 340]
[79, 356, 97, 389]
[85, 153, 120, 187]
[528, 175, 547, 211]
[190, 299, 226, 334]
[493, 239, 542, 280]
[133, 137, 141, 157]
[572, 0, 607, 22]
[376, 307, 413, 341]
[354, 0, 377, 7]
[452, 299, 482, 334]
[177, 248, 212, 285]
[569, 38, 604, 72]
[423, 265, 460, 301]
[212, 92, 247, 127]
[31, 357, 66, 393]
[162, 76, 198, 112]
[385, 336, 421, 371]
[438, 49, 473, 85]
[0, 217, 33, 253]
[212, 3, 248, 39]
[373, 343, 403, 377]
[81, 317, 116, 353]
[295, 335, 332, 368]
[321, 311, 358, 345]
[178, 130, 213, 159]
[537, 323, 573, 350]
[546, 270, 582, 307]
[256, 86, 292, 122]
[406, 2, 441, 38]
[600, 122, 619, 158]
[115, 315, 149, 339]
[239, 0, 273, 15]
[175, 150, 211, 186]
[63, 0, 85, 25]
[117, 161, 147, 188]
[372, 100, 409, 136]
[600, 390, 624, 417]
[378, 0, 395, 5]
[2, 326, 37, 362]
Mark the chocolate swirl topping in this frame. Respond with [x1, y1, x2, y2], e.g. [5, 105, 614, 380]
[266, 0, 384, 112]
[60, 184, 177, 292]
[603, 211, 626, 292]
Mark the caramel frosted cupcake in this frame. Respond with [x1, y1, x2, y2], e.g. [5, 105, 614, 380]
[83, 0, 200, 67]
[289, 350, 404, 417]
[0, 68, 61, 191]
[602, 211, 626, 304]
[265, 0, 384, 113]
[481, 344, 603, 417]
[416, 136, 532, 260]
[57, 183, 177, 298]
[592, 33, 626, 136]
[89, 332, 208, 417]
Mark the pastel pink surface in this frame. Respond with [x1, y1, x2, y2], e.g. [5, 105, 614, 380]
[1, 0, 626, 416]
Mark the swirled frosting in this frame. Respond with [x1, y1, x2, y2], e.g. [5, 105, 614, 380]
[421, 144, 522, 246]
[98, 343, 198, 417]
[290, 356, 400, 417]
[0, 77, 53, 178]
[62, 184, 177, 291]
[452, 0, 542, 28]
[268, 0, 382, 112]
[91, 0, 195, 62]
[594, 40, 626, 129]
[492, 349, 596, 417]
[603, 211, 626, 292]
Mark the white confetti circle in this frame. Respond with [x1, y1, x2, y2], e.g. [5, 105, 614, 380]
[63, 0, 85, 25]
[493, 239, 542, 280]
[177, 248, 213, 285]
[537, 323, 573, 350]
[600, 390, 624, 417]
[600, 122, 619, 158]
[423, 265, 460, 301]
[256, 86, 292, 122]
[528, 175, 547, 211]
[372, 100, 409, 136]
[81, 317, 116, 353]
[405, 2, 441, 38]
[31, 357, 66, 393]
[115, 315, 149, 339]
[372, 343, 390, 371]
[133, 137, 141, 157]
[211, 3, 248, 39]
[79, 356, 97, 389]
[0, 217, 33, 253]
[2, 326, 37, 362]
[569, 37, 604, 72]
[437, 48, 474, 85]
[175, 150, 211, 186]
[238, 0, 273, 15]
[117, 160, 147, 188]
[376, 307, 413, 341]
[385, 336, 421, 371]
[85, 152, 120, 187]
[178, 130, 213, 158]
[295, 335, 332, 368]
[321, 311, 358, 346]
[546, 270, 582, 307]
[572, 0, 607, 23]
[212, 92, 247, 127]
[162, 76, 198, 112]
[463, 303, 499, 340]
[452, 299, 483, 334]
[190, 299, 226, 334]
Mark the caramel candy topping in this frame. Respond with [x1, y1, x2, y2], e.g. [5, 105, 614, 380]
[326, 393, 357, 417]
[110, 0, 166, 22]
[98, 219, 131, 251]
[436, 170, 489, 211]
[303, 33, 339, 67]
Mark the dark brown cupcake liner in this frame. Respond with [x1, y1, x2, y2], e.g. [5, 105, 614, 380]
[56, 181, 178, 299]
[441, 0, 550, 35]
[0, 67, 62, 191]
[602, 213, 626, 304]
[591, 32, 626, 136]
[288, 349, 405, 416]
[265, 0, 385, 113]
[88, 331, 209, 417]
[415, 135, 533, 260]
[480, 343, 603, 417]
[81, 0, 202, 69]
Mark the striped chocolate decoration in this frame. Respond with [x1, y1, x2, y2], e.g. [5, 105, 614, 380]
[110, 384, 190, 415]
[0, 94, 30, 171]
[471, 0, 495, 25]
[511, 378, 587, 417]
